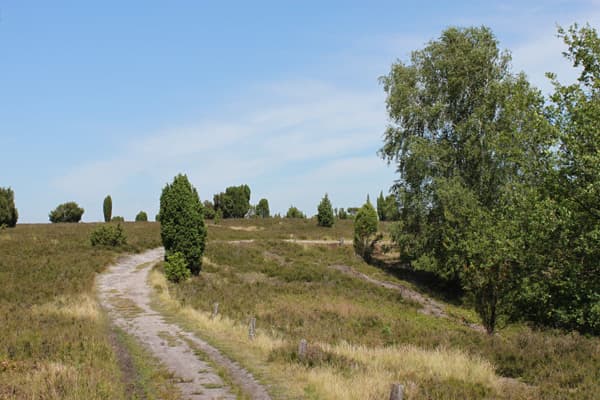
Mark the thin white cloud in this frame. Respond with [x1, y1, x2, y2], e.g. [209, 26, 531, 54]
[511, 32, 577, 95]
[52, 5, 600, 222]
[53, 80, 394, 221]
[137, 122, 254, 159]
[307, 156, 385, 179]
[457, 2, 600, 94]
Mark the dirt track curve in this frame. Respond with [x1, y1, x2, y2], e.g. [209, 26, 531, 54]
[328, 264, 486, 332]
[97, 248, 271, 400]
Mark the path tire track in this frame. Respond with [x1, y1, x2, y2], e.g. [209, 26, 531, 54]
[97, 248, 271, 400]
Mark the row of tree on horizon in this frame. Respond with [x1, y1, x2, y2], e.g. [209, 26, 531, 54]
[0, 184, 397, 225]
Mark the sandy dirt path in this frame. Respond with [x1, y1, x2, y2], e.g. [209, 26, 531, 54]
[329, 264, 448, 317]
[329, 264, 486, 333]
[214, 239, 352, 245]
[97, 248, 271, 400]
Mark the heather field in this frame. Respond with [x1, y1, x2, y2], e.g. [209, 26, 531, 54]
[1, 221, 599, 399]
[0, 222, 179, 399]
[162, 221, 599, 399]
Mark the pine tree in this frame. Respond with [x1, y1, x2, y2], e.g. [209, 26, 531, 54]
[103, 195, 112, 222]
[0, 187, 18, 227]
[159, 174, 206, 275]
[317, 193, 334, 227]
[376, 191, 385, 221]
[353, 198, 379, 261]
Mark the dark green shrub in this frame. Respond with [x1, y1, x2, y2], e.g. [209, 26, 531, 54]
[111, 216, 125, 222]
[376, 191, 400, 221]
[213, 184, 251, 218]
[103, 195, 112, 222]
[317, 194, 334, 227]
[337, 208, 348, 220]
[286, 206, 305, 219]
[135, 211, 148, 222]
[353, 199, 379, 261]
[0, 187, 18, 227]
[90, 223, 127, 246]
[386, 196, 400, 221]
[214, 209, 223, 224]
[256, 198, 270, 218]
[164, 252, 190, 283]
[203, 201, 216, 219]
[49, 202, 84, 223]
[159, 174, 206, 274]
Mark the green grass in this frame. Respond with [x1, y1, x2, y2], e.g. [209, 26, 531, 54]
[166, 229, 600, 399]
[183, 241, 426, 346]
[0, 222, 161, 399]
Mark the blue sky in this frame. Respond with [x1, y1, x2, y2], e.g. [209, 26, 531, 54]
[1, 1, 599, 222]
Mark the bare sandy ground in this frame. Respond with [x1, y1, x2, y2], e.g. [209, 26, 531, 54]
[97, 248, 271, 400]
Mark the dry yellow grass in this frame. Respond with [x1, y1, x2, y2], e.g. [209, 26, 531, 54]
[25, 361, 80, 400]
[150, 268, 284, 355]
[308, 342, 498, 399]
[31, 294, 100, 321]
[149, 268, 505, 399]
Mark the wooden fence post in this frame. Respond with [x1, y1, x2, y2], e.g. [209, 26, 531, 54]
[248, 317, 256, 340]
[298, 339, 307, 359]
[211, 302, 219, 319]
[389, 383, 404, 400]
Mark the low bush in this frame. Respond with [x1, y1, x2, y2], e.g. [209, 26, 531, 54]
[203, 201, 216, 219]
[135, 211, 148, 222]
[164, 252, 190, 283]
[286, 206, 306, 219]
[111, 216, 125, 222]
[256, 198, 270, 218]
[90, 223, 127, 247]
[49, 201, 84, 223]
